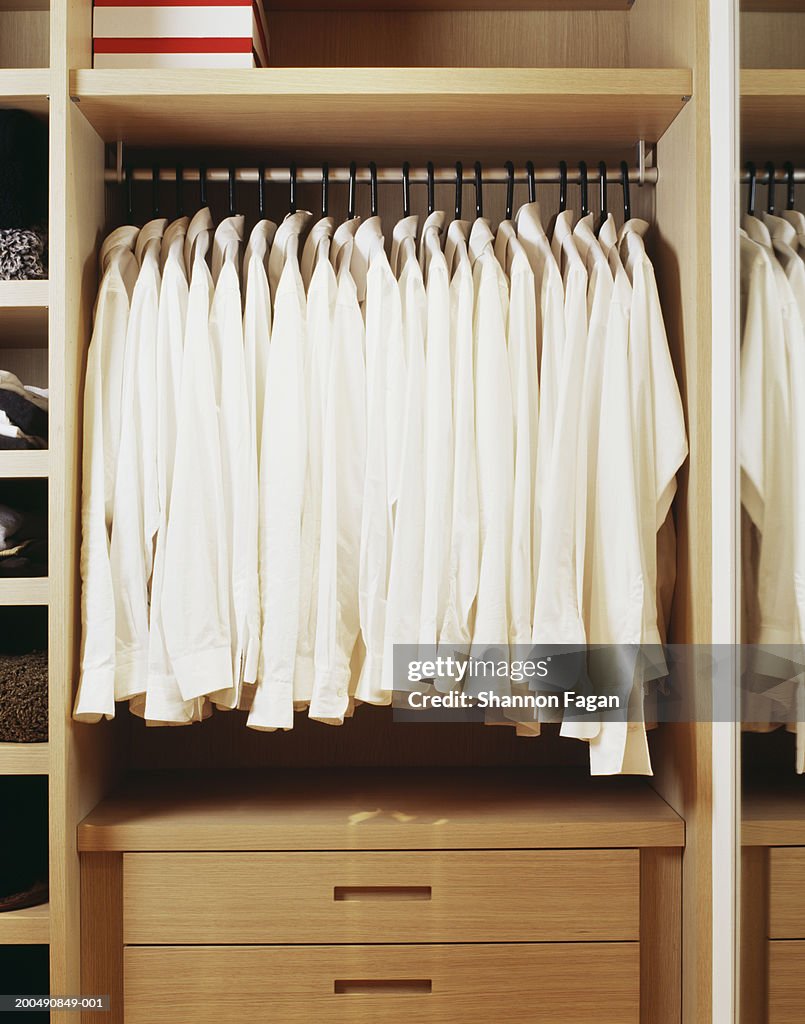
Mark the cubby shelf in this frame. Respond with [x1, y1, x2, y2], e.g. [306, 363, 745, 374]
[69, 67, 691, 159]
[742, 69, 805, 150]
[0, 742, 48, 775]
[0, 69, 49, 114]
[742, 1, 805, 10]
[0, 577, 48, 605]
[0, 903, 49, 945]
[270, 0, 635, 7]
[0, 280, 48, 349]
[0, 451, 48, 478]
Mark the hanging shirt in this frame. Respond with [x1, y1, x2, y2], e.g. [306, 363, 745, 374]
[161, 207, 233, 703]
[495, 218, 538, 648]
[109, 217, 167, 703]
[355, 215, 401, 705]
[74, 224, 139, 722]
[438, 219, 479, 664]
[419, 211, 453, 655]
[142, 215, 197, 725]
[469, 217, 513, 660]
[295, 216, 336, 706]
[383, 215, 427, 693]
[310, 218, 366, 724]
[248, 210, 313, 731]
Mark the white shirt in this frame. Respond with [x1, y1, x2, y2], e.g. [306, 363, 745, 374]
[419, 211, 453, 654]
[109, 217, 166, 702]
[74, 224, 139, 721]
[161, 207, 233, 703]
[469, 218, 513, 659]
[248, 210, 313, 730]
[310, 218, 366, 723]
[355, 216, 400, 704]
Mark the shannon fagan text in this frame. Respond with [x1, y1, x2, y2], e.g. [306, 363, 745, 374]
[405, 691, 621, 712]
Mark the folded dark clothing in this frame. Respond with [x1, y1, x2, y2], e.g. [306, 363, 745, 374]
[0, 227, 47, 280]
[0, 878, 48, 912]
[0, 391, 47, 439]
[0, 434, 45, 450]
[0, 110, 48, 230]
[0, 649, 47, 742]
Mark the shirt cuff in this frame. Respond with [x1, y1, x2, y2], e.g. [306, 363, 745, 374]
[173, 645, 234, 701]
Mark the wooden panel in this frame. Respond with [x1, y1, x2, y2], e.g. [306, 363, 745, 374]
[268, 11, 629, 68]
[269, 1, 635, 8]
[769, 848, 805, 937]
[80, 855, 122, 1024]
[0, 281, 48, 348]
[0, 68, 49, 113]
[0, 11, 49, 68]
[69, 68, 692, 159]
[0, 450, 49, 478]
[769, 941, 805, 1023]
[124, 943, 640, 1024]
[742, 70, 805, 154]
[640, 848, 682, 1024]
[0, 903, 49, 944]
[741, 13, 805, 69]
[743, 786, 805, 846]
[741, 847, 769, 1024]
[123, 849, 639, 944]
[0, 577, 48, 604]
[743, 1, 805, 11]
[0, 0, 49, 9]
[0, 741, 49, 772]
[78, 771, 685, 852]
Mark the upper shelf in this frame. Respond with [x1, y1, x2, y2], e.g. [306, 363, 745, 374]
[70, 67, 691, 160]
[268, 1, 635, 7]
[742, 1, 805, 10]
[742, 69, 805, 152]
[0, 69, 49, 115]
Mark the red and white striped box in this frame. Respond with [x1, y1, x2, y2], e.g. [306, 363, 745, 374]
[93, 0, 270, 68]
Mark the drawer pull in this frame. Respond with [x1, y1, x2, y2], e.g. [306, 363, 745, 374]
[334, 980, 433, 995]
[334, 885, 432, 902]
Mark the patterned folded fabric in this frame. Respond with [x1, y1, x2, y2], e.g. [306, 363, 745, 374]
[0, 228, 47, 280]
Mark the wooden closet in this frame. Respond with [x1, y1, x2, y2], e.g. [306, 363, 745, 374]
[0, 1, 716, 1021]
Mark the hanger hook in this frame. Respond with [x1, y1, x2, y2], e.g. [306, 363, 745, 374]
[455, 161, 463, 220]
[348, 161, 357, 220]
[559, 160, 568, 214]
[598, 161, 607, 229]
[786, 160, 796, 211]
[402, 162, 411, 218]
[152, 164, 160, 218]
[505, 160, 515, 221]
[766, 161, 776, 215]
[474, 161, 483, 219]
[427, 161, 435, 216]
[175, 164, 184, 217]
[125, 164, 133, 222]
[745, 162, 756, 217]
[321, 162, 329, 218]
[620, 160, 631, 223]
[369, 161, 378, 218]
[258, 165, 265, 217]
[289, 163, 297, 215]
[200, 164, 208, 208]
[228, 167, 236, 217]
[526, 160, 536, 204]
[578, 160, 588, 218]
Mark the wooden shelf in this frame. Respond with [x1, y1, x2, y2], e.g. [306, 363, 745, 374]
[0, 0, 49, 9]
[78, 770, 685, 852]
[0, 902, 49, 945]
[269, 1, 635, 7]
[743, 1, 805, 10]
[0, 69, 49, 115]
[742, 69, 805, 152]
[0, 577, 48, 605]
[0, 280, 48, 349]
[744, 784, 805, 846]
[0, 450, 48, 478]
[0, 742, 48, 774]
[70, 67, 691, 160]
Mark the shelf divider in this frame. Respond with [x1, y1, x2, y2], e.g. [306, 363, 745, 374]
[0, 742, 49, 775]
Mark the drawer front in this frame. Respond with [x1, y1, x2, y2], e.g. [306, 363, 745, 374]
[124, 943, 640, 1024]
[123, 849, 639, 944]
[770, 848, 805, 938]
[769, 940, 805, 1023]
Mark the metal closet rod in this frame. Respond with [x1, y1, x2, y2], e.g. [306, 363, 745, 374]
[105, 164, 658, 186]
[741, 166, 805, 184]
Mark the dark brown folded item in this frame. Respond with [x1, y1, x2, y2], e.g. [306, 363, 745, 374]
[0, 649, 48, 741]
[0, 878, 48, 912]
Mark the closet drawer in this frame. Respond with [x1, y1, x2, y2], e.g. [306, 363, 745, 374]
[123, 942, 640, 1024]
[122, 849, 639, 944]
[769, 940, 805, 1024]
[770, 848, 805, 937]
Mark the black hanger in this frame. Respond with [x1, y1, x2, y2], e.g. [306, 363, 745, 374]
[200, 165, 208, 209]
[598, 161, 607, 231]
[152, 165, 160, 218]
[228, 167, 236, 217]
[505, 160, 515, 221]
[455, 161, 463, 220]
[578, 161, 589, 218]
[125, 165, 133, 223]
[175, 164, 184, 217]
[258, 165, 265, 218]
[348, 161, 357, 220]
[321, 162, 329, 218]
[402, 162, 411, 218]
[746, 162, 756, 217]
[766, 161, 776, 215]
[620, 160, 631, 223]
[526, 160, 536, 204]
[369, 161, 378, 218]
[289, 163, 297, 215]
[559, 160, 568, 214]
[427, 161, 435, 216]
[786, 161, 796, 211]
[475, 161, 483, 219]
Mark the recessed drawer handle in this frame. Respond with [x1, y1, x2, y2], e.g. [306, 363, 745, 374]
[333, 885, 432, 902]
[334, 980, 433, 995]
